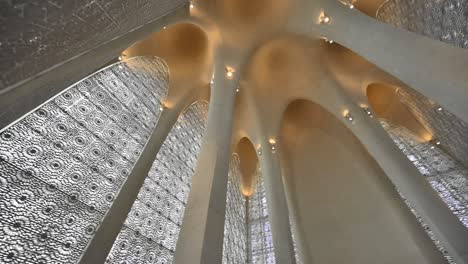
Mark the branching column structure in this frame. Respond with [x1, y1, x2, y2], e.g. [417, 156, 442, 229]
[313, 77, 468, 264]
[173, 51, 243, 264]
[303, 0, 468, 124]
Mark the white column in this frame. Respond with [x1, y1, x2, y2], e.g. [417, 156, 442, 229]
[315, 77, 468, 264]
[79, 102, 185, 263]
[259, 139, 296, 264]
[173, 56, 241, 264]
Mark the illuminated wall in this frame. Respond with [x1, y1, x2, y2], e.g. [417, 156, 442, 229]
[105, 101, 208, 263]
[0, 57, 168, 263]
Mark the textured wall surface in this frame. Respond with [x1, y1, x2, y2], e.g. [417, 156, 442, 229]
[0, 0, 185, 91]
[222, 155, 248, 264]
[396, 87, 468, 169]
[382, 120, 468, 264]
[0, 56, 168, 263]
[105, 101, 208, 263]
[248, 166, 276, 264]
[376, 0, 468, 49]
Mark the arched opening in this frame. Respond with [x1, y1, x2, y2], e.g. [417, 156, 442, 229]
[279, 99, 446, 264]
[235, 137, 259, 196]
[122, 23, 213, 90]
[366, 83, 468, 230]
[366, 83, 431, 141]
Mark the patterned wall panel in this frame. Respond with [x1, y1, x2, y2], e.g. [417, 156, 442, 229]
[222, 155, 248, 264]
[381, 120, 468, 263]
[376, 0, 468, 49]
[248, 165, 276, 264]
[395, 87, 468, 169]
[0, 56, 169, 263]
[0, 0, 185, 90]
[105, 101, 209, 264]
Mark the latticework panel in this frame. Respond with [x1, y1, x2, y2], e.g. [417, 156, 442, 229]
[396, 87, 468, 169]
[222, 155, 248, 264]
[0, 57, 168, 263]
[0, 0, 185, 90]
[376, 0, 468, 49]
[105, 101, 209, 263]
[248, 166, 276, 264]
[381, 120, 468, 263]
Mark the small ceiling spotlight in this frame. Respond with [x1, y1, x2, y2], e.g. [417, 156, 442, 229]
[269, 139, 277, 153]
[226, 66, 235, 80]
[437, 107, 443, 111]
[257, 146, 262, 156]
[360, 105, 374, 118]
[430, 145, 435, 149]
[318, 11, 331, 24]
[210, 79, 214, 84]
[339, 0, 355, 9]
[163, 26, 167, 30]
[236, 87, 240, 93]
[159, 103, 166, 112]
[118, 56, 123, 61]
[343, 110, 354, 122]
[190, 1, 194, 9]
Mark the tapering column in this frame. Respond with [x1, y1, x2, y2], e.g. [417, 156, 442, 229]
[258, 139, 296, 264]
[173, 54, 241, 264]
[79, 92, 192, 263]
[315, 77, 468, 264]
[293, 0, 468, 124]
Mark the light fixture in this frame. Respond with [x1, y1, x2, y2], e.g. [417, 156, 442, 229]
[226, 66, 235, 80]
[257, 146, 262, 156]
[349, 4, 354, 9]
[437, 107, 443, 111]
[118, 56, 123, 61]
[236, 87, 240, 93]
[360, 105, 374, 118]
[319, 11, 331, 24]
[343, 110, 354, 122]
[210, 79, 214, 84]
[159, 103, 166, 112]
[190, 1, 194, 9]
[163, 26, 167, 30]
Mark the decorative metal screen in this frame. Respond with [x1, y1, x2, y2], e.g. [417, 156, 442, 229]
[247, 165, 276, 264]
[105, 101, 209, 263]
[290, 220, 302, 264]
[376, 0, 468, 49]
[0, 0, 185, 90]
[396, 87, 468, 169]
[222, 155, 248, 264]
[381, 120, 468, 263]
[0, 56, 168, 263]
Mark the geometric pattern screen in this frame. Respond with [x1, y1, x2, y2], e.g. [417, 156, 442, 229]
[0, 56, 168, 263]
[247, 165, 276, 264]
[222, 155, 248, 264]
[376, 0, 468, 49]
[105, 101, 208, 263]
[381, 120, 468, 264]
